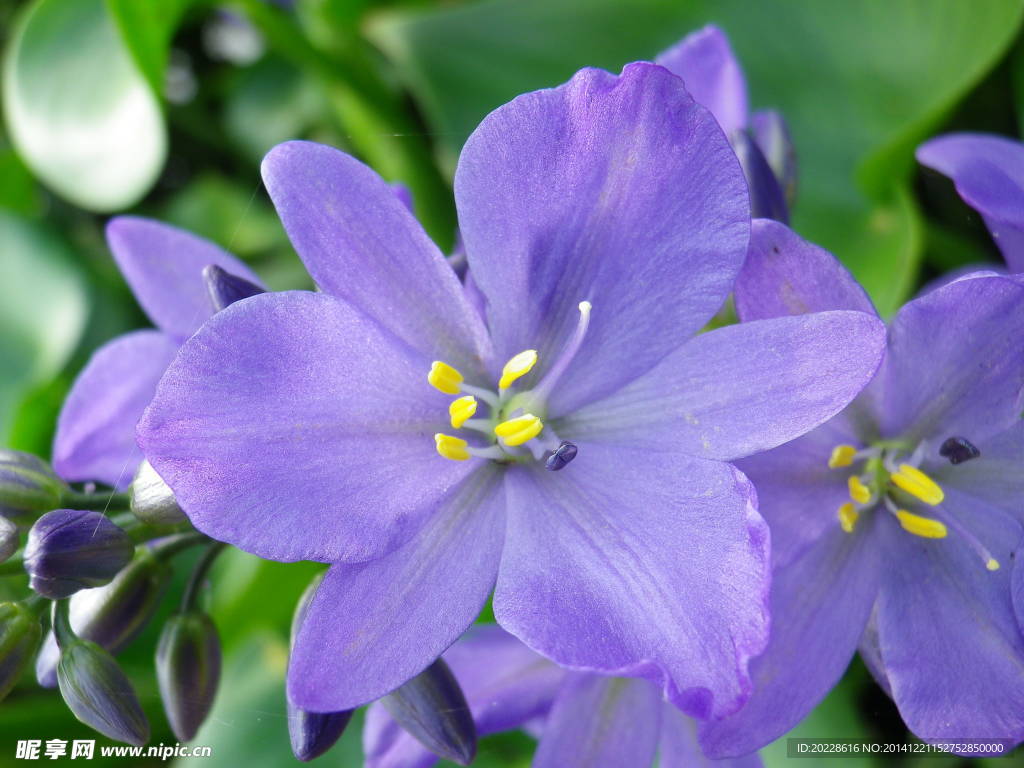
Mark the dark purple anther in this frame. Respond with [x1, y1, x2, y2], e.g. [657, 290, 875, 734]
[545, 442, 579, 472]
[939, 436, 981, 465]
[203, 264, 265, 313]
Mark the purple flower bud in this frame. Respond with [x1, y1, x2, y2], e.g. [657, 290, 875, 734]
[36, 549, 171, 688]
[57, 639, 149, 746]
[203, 264, 265, 313]
[381, 658, 477, 766]
[0, 450, 65, 524]
[129, 461, 186, 526]
[0, 602, 41, 702]
[24, 510, 134, 599]
[287, 705, 353, 762]
[156, 612, 221, 741]
[730, 129, 789, 223]
[750, 109, 798, 208]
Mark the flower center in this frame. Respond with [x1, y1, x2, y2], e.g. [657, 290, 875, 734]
[827, 437, 996, 571]
[427, 301, 592, 470]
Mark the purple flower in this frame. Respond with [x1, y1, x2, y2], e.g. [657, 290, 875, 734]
[52, 218, 263, 489]
[917, 133, 1024, 272]
[700, 219, 1024, 756]
[657, 25, 795, 221]
[137, 63, 886, 717]
[365, 625, 761, 768]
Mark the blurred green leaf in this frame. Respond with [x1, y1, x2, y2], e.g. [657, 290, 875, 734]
[0, 146, 41, 216]
[105, 0, 196, 97]
[0, 211, 87, 444]
[369, 0, 1024, 314]
[3, 0, 167, 212]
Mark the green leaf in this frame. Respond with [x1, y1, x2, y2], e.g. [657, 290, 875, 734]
[105, 0, 196, 97]
[3, 0, 167, 212]
[0, 145, 42, 216]
[0, 211, 87, 443]
[369, 0, 1024, 315]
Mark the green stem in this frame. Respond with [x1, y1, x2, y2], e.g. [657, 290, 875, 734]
[149, 532, 209, 561]
[0, 556, 24, 577]
[180, 542, 226, 612]
[61, 490, 131, 512]
[52, 599, 75, 650]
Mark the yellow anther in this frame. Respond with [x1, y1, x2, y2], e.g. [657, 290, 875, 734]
[434, 433, 470, 461]
[828, 444, 857, 469]
[847, 476, 872, 505]
[449, 396, 478, 429]
[428, 361, 463, 395]
[494, 414, 543, 447]
[499, 350, 538, 390]
[837, 502, 859, 534]
[890, 463, 944, 506]
[895, 510, 947, 539]
[987, 558, 1001, 572]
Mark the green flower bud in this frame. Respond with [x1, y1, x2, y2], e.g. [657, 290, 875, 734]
[0, 602, 41, 702]
[0, 451, 65, 524]
[57, 639, 150, 746]
[129, 461, 186, 526]
[156, 612, 221, 741]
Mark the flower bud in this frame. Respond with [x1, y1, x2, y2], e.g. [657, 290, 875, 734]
[0, 602, 41, 702]
[0, 450, 65, 524]
[0, 517, 18, 563]
[24, 510, 134, 599]
[750, 109, 797, 208]
[288, 706, 353, 762]
[36, 549, 171, 688]
[129, 461, 187, 526]
[381, 659, 477, 766]
[156, 612, 221, 741]
[57, 639, 149, 746]
[203, 264, 265, 313]
[730, 129, 789, 224]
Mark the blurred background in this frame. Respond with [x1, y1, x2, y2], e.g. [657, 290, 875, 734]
[0, 0, 1021, 765]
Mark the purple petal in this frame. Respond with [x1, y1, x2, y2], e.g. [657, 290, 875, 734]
[495, 446, 769, 720]
[655, 25, 748, 137]
[875, 510, 1024, 747]
[364, 625, 565, 768]
[877, 274, 1024, 443]
[454, 62, 749, 413]
[287, 469, 504, 712]
[137, 291, 479, 563]
[927, 421, 1023, 521]
[917, 133, 1024, 272]
[106, 217, 262, 342]
[262, 141, 490, 373]
[750, 110, 797, 208]
[699, 525, 881, 758]
[563, 310, 886, 462]
[661, 705, 762, 768]
[532, 674, 661, 768]
[53, 331, 179, 489]
[731, 132, 788, 223]
[735, 220, 876, 321]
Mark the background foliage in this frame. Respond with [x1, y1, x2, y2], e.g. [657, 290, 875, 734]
[1, 0, 1021, 765]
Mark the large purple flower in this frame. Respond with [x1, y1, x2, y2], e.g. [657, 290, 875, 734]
[365, 625, 761, 768]
[917, 133, 1024, 272]
[137, 63, 885, 717]
[701, 219, 1024, 756]
[52, 219, 263, 489]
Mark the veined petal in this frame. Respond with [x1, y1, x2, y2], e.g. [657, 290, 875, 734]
[137, 291, 478, 563]
[700, 523, 881, 758]
[262, 141, 490, 372]
[661, 705, 763, 768]
[918, 133, 1024, 272]
[288, 468, 504, 712]
[53, 331, 179, 489]
[562, 310, 885, 462]
[455, 62, 749, 413]
[106, 217, 262, 342]
[532, 674, 661, 768]
[735, 220, 876, 321]
[655, 25, 748, 138]
[495, 446, 769, 720]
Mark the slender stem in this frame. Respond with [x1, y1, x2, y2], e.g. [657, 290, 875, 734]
[0, 556, 24, 577]
[52, 599, 75, 650]
[149, 532, 210, 561]
[61, 490, 131, 512]
[180, 542, 226, 612]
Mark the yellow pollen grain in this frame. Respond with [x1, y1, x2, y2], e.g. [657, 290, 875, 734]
[434, 433, 470, 461]
[428, 361, 463, 395]
[494, 414, 543, 447]
[847, 476, 871, 505]
[499, 350, 538, 390]
[828, 444, 857, 469]
[837, 502, 859, 534]
[890, 463, 944, 506]
[895, 510, 947, 539]
[449, 396, 477, 429]
[987, 558, 1001, 572]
